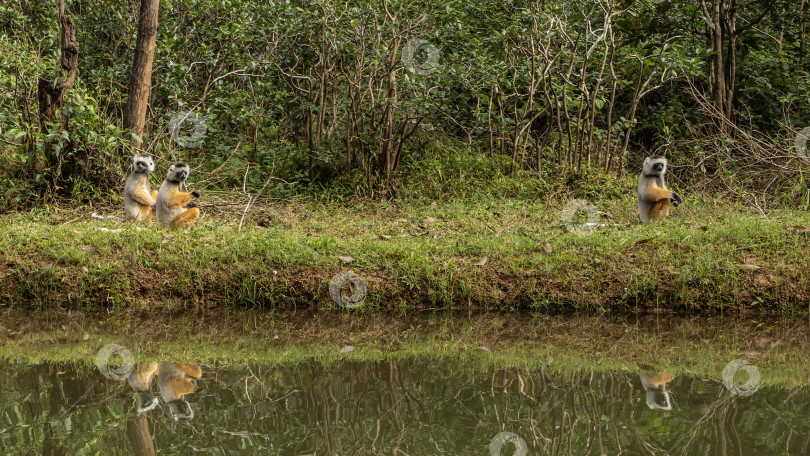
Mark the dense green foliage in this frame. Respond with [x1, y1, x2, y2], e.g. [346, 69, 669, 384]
[0, 0, 809, 208]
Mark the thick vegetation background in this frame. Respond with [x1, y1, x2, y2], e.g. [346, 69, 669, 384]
[0, 0, 808, 208]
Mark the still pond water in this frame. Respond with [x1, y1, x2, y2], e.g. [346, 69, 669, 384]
[0, 357, 807, 455]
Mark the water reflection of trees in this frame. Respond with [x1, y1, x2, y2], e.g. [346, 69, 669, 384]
[0, 360, 808, 455]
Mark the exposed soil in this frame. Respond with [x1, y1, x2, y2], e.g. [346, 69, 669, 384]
[2, 256, 803, 315]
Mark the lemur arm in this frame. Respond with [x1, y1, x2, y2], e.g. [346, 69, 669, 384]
[131, 185, 157, 206]
[176, 362, 202, 379]
[168, 188, 201, 209]
[643, 184, 674, 203]
[167, 190, 192, 210]
[168, 192, 192, 210]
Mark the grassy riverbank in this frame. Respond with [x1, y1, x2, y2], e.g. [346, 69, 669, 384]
[1, 193, 809, 312]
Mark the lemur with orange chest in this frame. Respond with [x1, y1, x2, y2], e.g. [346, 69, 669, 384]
[127, 362, 160, 413]
[123, 154, 159, 222]
[158, 362, 202, 420]
[155, 163, 201, 230]
[637, 156, 682, 223]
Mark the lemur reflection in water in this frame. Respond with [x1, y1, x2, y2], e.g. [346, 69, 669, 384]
[639, 371, 673, 411]
[127, 362, 160, 413]
[125, 361, 202, 420]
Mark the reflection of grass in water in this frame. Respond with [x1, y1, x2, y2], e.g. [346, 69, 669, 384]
[1, 314, 807, 388]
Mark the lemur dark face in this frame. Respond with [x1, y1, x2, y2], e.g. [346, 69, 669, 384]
[133, 154, 155, 173]
[166, 163, 191, 183]
[644, 156, 667, 175]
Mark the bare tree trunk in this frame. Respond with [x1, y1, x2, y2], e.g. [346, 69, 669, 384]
[379, 83, 395, 179]
[708, 0, 727, 117]
[511, 22, 540, 177]
[37, 0, 78, 174]
[126, 413, 156, 456]
[603, 26, 618, 172]
[701, 0, 773, 122]
[123, 0, 160, 147]
[487, 86, 494, 157]
[800, 0, 807, 66]
[380, 35, 401, 181]
[585, 8, 614, 168]
[726, 25, 737, 119]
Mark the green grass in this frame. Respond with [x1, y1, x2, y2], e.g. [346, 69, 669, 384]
[0, 192, 809, 311]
